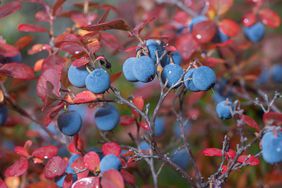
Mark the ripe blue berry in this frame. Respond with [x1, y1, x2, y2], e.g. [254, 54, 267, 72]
[243, 22, 265, 43]
[154, 116, 165, 137]
[261, 131, 282, 164]
[256, 69, 270, 85]
[100, 154, 122, 173]
[188, 16, 207, 31]
[216, 100, 233, 120]
[184, 68, 199, 92]
[139, 141, 151, 150]
[57, 111, 82, 136]
[146, 39, 165, 61]
[161, 51, 183, 66]
[133, 56, 156, 82]
[94, 104, 120, 131]
[161, 63, 184, 88]
[0, 105, 8, 125]
[170, 149, 190, 170]
[192, 66, 216, 91]
[68, 65, 89, 88]
[122, 57, 138, 82]
[68, 104, 87, 119]
[270, 64, 282, 83]
[85, 68, 110, 94]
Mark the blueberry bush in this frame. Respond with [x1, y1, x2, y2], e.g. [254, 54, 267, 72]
[0, 0, 281, 187]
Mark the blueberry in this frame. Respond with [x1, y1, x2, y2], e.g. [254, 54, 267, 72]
[243, 22, 265, 43]
[68, 104, 87, 119]
[139, 141, 151, 150]
[0, 105, 8, 125]
[122, 57, 138, 82]
[270, 64, 282, 83]
[170, 149, 190, 170]
[94, 104, 120, 131]
[261, 131, 282, 164]
[57, 111, 82, 136]
[67, 65, 89, 88]
[192, 66, 216, 91]
[184, 68, 200, 92]
[212, 91, 226, 104]
[133, 56, 156, 82]
[256, 69, 270, 85]
[173, 121, 190, 138]
[85, 68, 110, 93]
[216, 100, 233, 120]
[146, 39, 165, 61]
[161, 63, 184, 88]
[100, 154, 122, 173]
[188, 16, 208, 31]
[161, 51, 183, 66]
[154, 116, 165, 137]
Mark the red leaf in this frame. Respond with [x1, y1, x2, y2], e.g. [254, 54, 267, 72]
[0, 1, 21, 19]
[0, 42, 19, 57]
[139, 121, 150, 130]
[4, 157, 28, 177]
[101, 169, 124, 188]
[120, 115, 135, 126]
[242, 12, 257, 27]
[219, 19, 240, 37]
[15, 36, 33, 50]
[192, 21, 217, 44]
[55, 33, 81, 46]
[73, 91, 102, 104]
[37, 55, 65, 104]
[71, 157, 89, 179]
[44, 156, 67, 179]
[241, 115, 260, 131]
[18, 24, 47, 33]
[132, 96, 144, 111]
[28, 44, 51, 55]
[110, 72, 122, 83]
[203, 57, 225, 67]
[176, 34, 199, 60]
[72, 177, 100, 188]
[83, 151, 100, 171]
[259, 8, 280, 28]
[72, 57, 89, 67]
[0, 63, 34, 80]
[102, 142, 121, 156]
[42, 102, 64, 126]
[100, 32, 119, 50]
[263, 112, 282, 125]
[81, 19, 130, 31]
[132, 16, 156, 35]
[32, 145, 58, 160]
[208, 0, 233, 15]
[14, 147, 30, 158]
[53, 0, 66, 16]
[35, 10, 49, 22]
[59, 42, 85, 55]
[226, 149, 236, 159]
[120, 169, 135, 185]
[238, 155, 260, 166]
[202, 148, 222, 157]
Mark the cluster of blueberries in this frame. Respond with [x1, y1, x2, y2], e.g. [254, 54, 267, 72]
[179, 15, 265, 43]
[123, 39, 217, 91]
